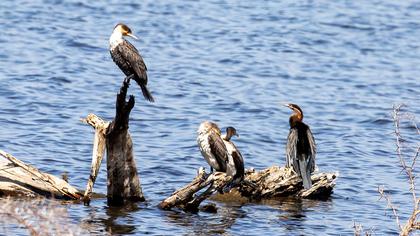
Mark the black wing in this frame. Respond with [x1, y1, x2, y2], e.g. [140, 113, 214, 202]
[118, 40, 148, 85]
[116, 40, 154, 102]
[286, 128, 299, 171]
[231, 147, 244, 180]
[208, 132, 229, 172]
[306, 126, 316, 173]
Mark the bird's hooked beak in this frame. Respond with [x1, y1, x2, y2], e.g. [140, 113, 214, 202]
[283, 103, 292, 109]
[127, 33, 139, 40]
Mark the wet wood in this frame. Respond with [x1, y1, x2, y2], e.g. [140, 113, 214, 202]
[160, 166, 337, 211]
[83, 77, 145, 206]
[0, 149, 82, 200]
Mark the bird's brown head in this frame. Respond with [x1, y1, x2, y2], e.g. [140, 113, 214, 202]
[198, 121, 221, 135]
[284, 103, 304, 122]
[114, 23, 138, 40]
[224, 126, 239, 141]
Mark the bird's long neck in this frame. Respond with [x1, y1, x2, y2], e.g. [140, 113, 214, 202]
[222, 133, 231, 141]
[222, 128, 235, 141]
[109, 30, 124, 49]
[289, 112, 303, 128]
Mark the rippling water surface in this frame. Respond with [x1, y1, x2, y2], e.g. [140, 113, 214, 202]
[0, 0, 419, 235]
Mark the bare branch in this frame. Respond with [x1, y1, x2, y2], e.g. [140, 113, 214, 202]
[387, 104, 419, 236]
[353, 221, 373, 236]
[378, 186, 402, 231]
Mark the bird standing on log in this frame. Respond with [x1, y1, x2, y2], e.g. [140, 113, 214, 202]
[284, 104, 316, 189]
[221, 127, 245, 185]
[197, 121, 229, 172]
[109, 23, 154, 102]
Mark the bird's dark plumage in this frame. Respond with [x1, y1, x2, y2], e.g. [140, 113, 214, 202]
[207, 131, 229, 172]
[197, 121, 229, 172]
[228, 147, 244, 182]
[222, 127, 245, 184]
[285, 104, 316, 189]
[110, 23, 154, 102]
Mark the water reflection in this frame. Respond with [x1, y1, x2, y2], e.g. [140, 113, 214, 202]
[164, 201, 247, 235]
[259, 197, 333, 233]
[81, 202, 142, 235]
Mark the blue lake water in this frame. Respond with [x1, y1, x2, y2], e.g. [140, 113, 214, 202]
[0, 0, 419, 235]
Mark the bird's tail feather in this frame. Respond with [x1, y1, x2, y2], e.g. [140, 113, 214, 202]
[299, 160, 312, 189]
[139, 83, 154, 103]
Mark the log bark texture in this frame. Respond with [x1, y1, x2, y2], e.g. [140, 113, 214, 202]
[0, 150, 82, 200]
[159, 168, 232, 212]
[83, 77, 145, 206]
[106, 77, 145, 205]
[160, 166, 337, 212]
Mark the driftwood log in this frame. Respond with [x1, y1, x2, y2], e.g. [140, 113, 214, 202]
[83, 77, 145, 206]
[160, 166, 338, 212]
[0, 150, 82, 200]
[82, 114, 109, 204]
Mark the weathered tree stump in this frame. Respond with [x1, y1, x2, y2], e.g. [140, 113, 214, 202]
[160, 166, 338, 212]
[0, 150, 82, 200]
[83, 77, 145, 206]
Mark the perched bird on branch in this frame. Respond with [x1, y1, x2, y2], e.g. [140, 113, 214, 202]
[221, 127, 245, 185]
[109, 23, 154, 102]
[197, 121, 229, 172]
[284, 104, 316, 189]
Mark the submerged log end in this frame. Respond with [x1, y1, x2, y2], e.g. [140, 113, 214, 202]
[107, 193, 145, 206]
[159, 198, 175, 210]
[159, 167, 209, 211]
[200, 203, 218, 213]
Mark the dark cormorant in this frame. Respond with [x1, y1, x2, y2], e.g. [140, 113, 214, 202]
[284, 104, 316, 189]
[197, 121, 229, 172]
[109, 23, 154, 102]
[222, 127, 245, 185]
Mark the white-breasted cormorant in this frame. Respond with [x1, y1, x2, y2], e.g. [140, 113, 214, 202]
[197, 121, 229, 172]
[221, 127, 245, 185]
[284, 104, 316, 189]
[109, 23, 154, 102]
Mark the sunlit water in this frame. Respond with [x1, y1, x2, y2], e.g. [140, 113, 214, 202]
[0, 0, 419, 235]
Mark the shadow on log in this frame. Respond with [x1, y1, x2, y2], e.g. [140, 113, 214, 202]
[83, 77, 145, 206]
[160, 166, 338, 212]
[0, 150, 82, 200]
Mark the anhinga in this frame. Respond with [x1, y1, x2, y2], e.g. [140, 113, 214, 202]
[109, 23, 154, 102]
[284, 104, 316, 189]
[221, 127, 245, 185]
[197, 121, 229, 172]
